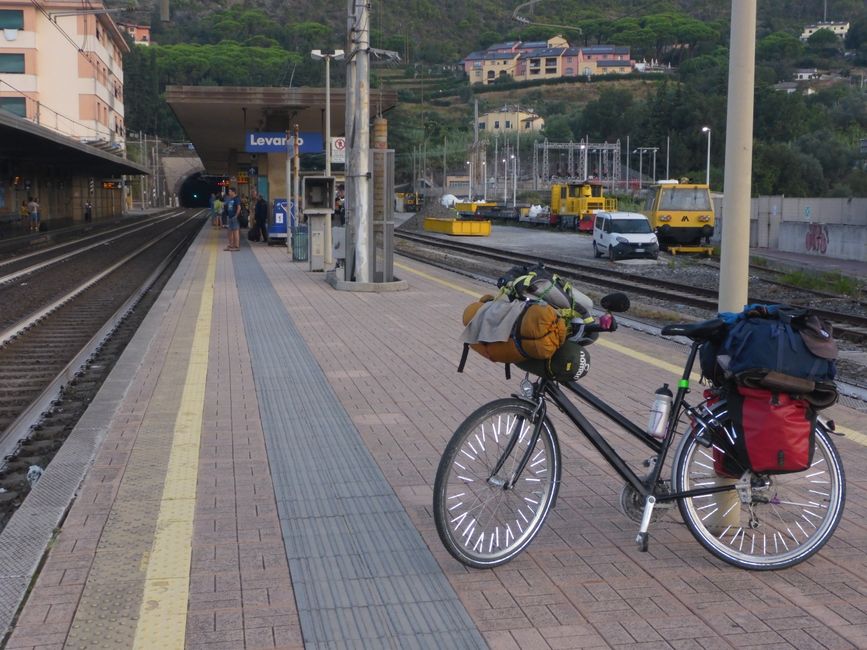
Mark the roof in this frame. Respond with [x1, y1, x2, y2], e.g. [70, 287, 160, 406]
[487, 41, 520, 50]
[165, 85, 397, 174]
[583, 45, 630, 55]
[0, 111, 149, 175]
[519, 47, 566, 59]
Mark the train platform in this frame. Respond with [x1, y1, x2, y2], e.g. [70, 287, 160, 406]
[1, 223, 866, 649]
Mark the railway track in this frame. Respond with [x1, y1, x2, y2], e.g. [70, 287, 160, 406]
[0, 211, 206, 466]
[395, 230, 867, 344]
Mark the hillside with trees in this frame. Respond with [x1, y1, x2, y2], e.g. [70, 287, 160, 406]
[113, 0, 867, 196]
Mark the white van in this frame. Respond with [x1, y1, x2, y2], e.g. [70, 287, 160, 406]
[592, 211, 659, 261]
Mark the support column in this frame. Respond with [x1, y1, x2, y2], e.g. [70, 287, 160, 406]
[718, 1, 756, 313]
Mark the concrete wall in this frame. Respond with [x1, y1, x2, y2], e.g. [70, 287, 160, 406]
[715, 196, 867, 262]
[779, 222, 867, 262]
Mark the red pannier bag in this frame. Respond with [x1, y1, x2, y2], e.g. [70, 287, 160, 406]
[731, 386, 816, 474]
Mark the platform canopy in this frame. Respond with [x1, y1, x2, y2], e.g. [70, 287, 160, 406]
[0, 111, 150, 176]
[165, 85, 398, 175]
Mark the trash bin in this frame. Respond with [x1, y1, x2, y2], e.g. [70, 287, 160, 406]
[291, 224, 308, 261]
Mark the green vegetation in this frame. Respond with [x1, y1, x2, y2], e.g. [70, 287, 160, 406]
[112, 1, 867, 197]
[780, 270, 864, 297]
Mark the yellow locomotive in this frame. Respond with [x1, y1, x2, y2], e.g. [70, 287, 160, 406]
[550, 180, 617, 232]
[643, 181, 714, 248]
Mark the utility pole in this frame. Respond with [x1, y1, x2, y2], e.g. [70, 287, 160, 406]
[346, 0, 371, 282]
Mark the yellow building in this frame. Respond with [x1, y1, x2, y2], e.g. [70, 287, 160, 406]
[0, 1, 129, 150]
[477, 107, 544, 134]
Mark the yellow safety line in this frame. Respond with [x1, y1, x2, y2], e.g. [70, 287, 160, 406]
[395, 259, 864, 441]
[133, 236, 217, 649]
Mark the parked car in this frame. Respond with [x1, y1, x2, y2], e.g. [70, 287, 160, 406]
[592, 211, 659, 260]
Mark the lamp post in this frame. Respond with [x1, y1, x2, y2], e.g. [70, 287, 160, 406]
[482, 161, 487, 201]
[633, 149, 643, 190]
[701, 126, 711, 187]
[511, 154, 516, 207]
[311, 48, 345, 177]
[466, 160, 473, 201]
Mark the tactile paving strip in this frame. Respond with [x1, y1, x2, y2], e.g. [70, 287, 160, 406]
[233, 253, 486, 648]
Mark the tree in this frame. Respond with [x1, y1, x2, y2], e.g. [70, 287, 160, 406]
[757, 32, 804, 62]
[806, 28, 842, 57]
[542, 115, 573, 141]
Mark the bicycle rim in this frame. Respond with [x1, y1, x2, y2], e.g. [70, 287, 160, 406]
[674, 413, 845, 570]
[433, 399, 559, 568]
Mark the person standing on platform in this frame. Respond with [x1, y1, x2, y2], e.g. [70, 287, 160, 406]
[208, 192, 217, 227]
[84, 201, 92, 223]
[213, 194, 223, 229]
[19, 200, 28, 231]
[253, 193, 268, 243]
[224, 187, 241, 251]
[27, 196, 39, 232]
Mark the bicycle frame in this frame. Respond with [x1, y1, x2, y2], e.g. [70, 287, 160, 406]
[527, 339, 738, 505]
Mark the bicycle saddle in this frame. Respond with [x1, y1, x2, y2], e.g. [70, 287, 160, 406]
[661, 318, 726, 341]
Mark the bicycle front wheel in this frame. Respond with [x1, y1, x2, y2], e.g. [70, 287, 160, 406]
[672, 404, 845, 570]
[433, 398, 560, 569]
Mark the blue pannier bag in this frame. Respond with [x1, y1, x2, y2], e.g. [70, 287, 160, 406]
[716, 304, 836, 383]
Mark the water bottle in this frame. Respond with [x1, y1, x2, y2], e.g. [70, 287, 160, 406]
[647, 383, 673, 440]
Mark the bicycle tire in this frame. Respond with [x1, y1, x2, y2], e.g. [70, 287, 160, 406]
[433, 398, 560, 569]
[672, 401, 845, 570]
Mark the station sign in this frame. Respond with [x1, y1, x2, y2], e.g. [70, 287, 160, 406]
[244, 131, 324, 153]
[102, 179, 122, 189]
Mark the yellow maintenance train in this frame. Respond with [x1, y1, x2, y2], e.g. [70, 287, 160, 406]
[643, 181, 714, 249]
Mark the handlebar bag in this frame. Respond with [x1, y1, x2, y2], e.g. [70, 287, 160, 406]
[460, 295, 567, 364]
[728, 386, 816, 474]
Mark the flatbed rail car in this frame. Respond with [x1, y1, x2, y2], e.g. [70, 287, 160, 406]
[644, 181, 714, 246]
[551, 181, 617, 232]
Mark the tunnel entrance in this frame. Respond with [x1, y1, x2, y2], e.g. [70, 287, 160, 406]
[179, 173, 222, 207]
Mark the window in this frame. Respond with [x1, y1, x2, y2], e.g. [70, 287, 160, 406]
[494, 120, 500, 129]
[0, 53, 25, 73]
[0, 10, 24, 30]
[505, 120, 511, 129]
[0, 97, 25, 117]
[478, 122, 485, 130]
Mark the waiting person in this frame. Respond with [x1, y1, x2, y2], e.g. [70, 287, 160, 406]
[212, 194, 223, 229]
[27, 196, 39, 232]
[208, 192, 217, 227]
[84, 201, 92, 223]
[253, 194, 268, 243]
[224, 187, 241, 251]
[19, 200, 28, 230]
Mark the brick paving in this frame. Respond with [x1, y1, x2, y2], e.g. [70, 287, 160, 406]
[3, 227, 867, 649]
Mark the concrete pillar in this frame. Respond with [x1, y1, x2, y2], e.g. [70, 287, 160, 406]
[718, 0, 756, 313]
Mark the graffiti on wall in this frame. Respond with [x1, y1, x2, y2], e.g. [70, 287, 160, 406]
[805, 223, 829, 254]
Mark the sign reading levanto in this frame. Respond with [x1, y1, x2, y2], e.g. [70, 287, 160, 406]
[245, 131, 324, 153]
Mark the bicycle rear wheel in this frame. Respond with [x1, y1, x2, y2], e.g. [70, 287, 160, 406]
[433, 398, 560, 569]
[672, 402, 845, 570]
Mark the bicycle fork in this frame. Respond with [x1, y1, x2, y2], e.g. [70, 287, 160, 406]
[488, 397, 548, 491]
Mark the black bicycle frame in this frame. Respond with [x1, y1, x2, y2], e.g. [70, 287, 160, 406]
[536, 340, 738, 503]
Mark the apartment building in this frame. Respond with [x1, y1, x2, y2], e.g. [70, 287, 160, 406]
[462, 37, 634, 86]
[0, 0, 129, 150]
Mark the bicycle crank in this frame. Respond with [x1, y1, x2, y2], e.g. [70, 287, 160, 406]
[619, 481, 674, 524]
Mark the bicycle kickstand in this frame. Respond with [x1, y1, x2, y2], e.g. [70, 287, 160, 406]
[635, 495, 656, 552]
